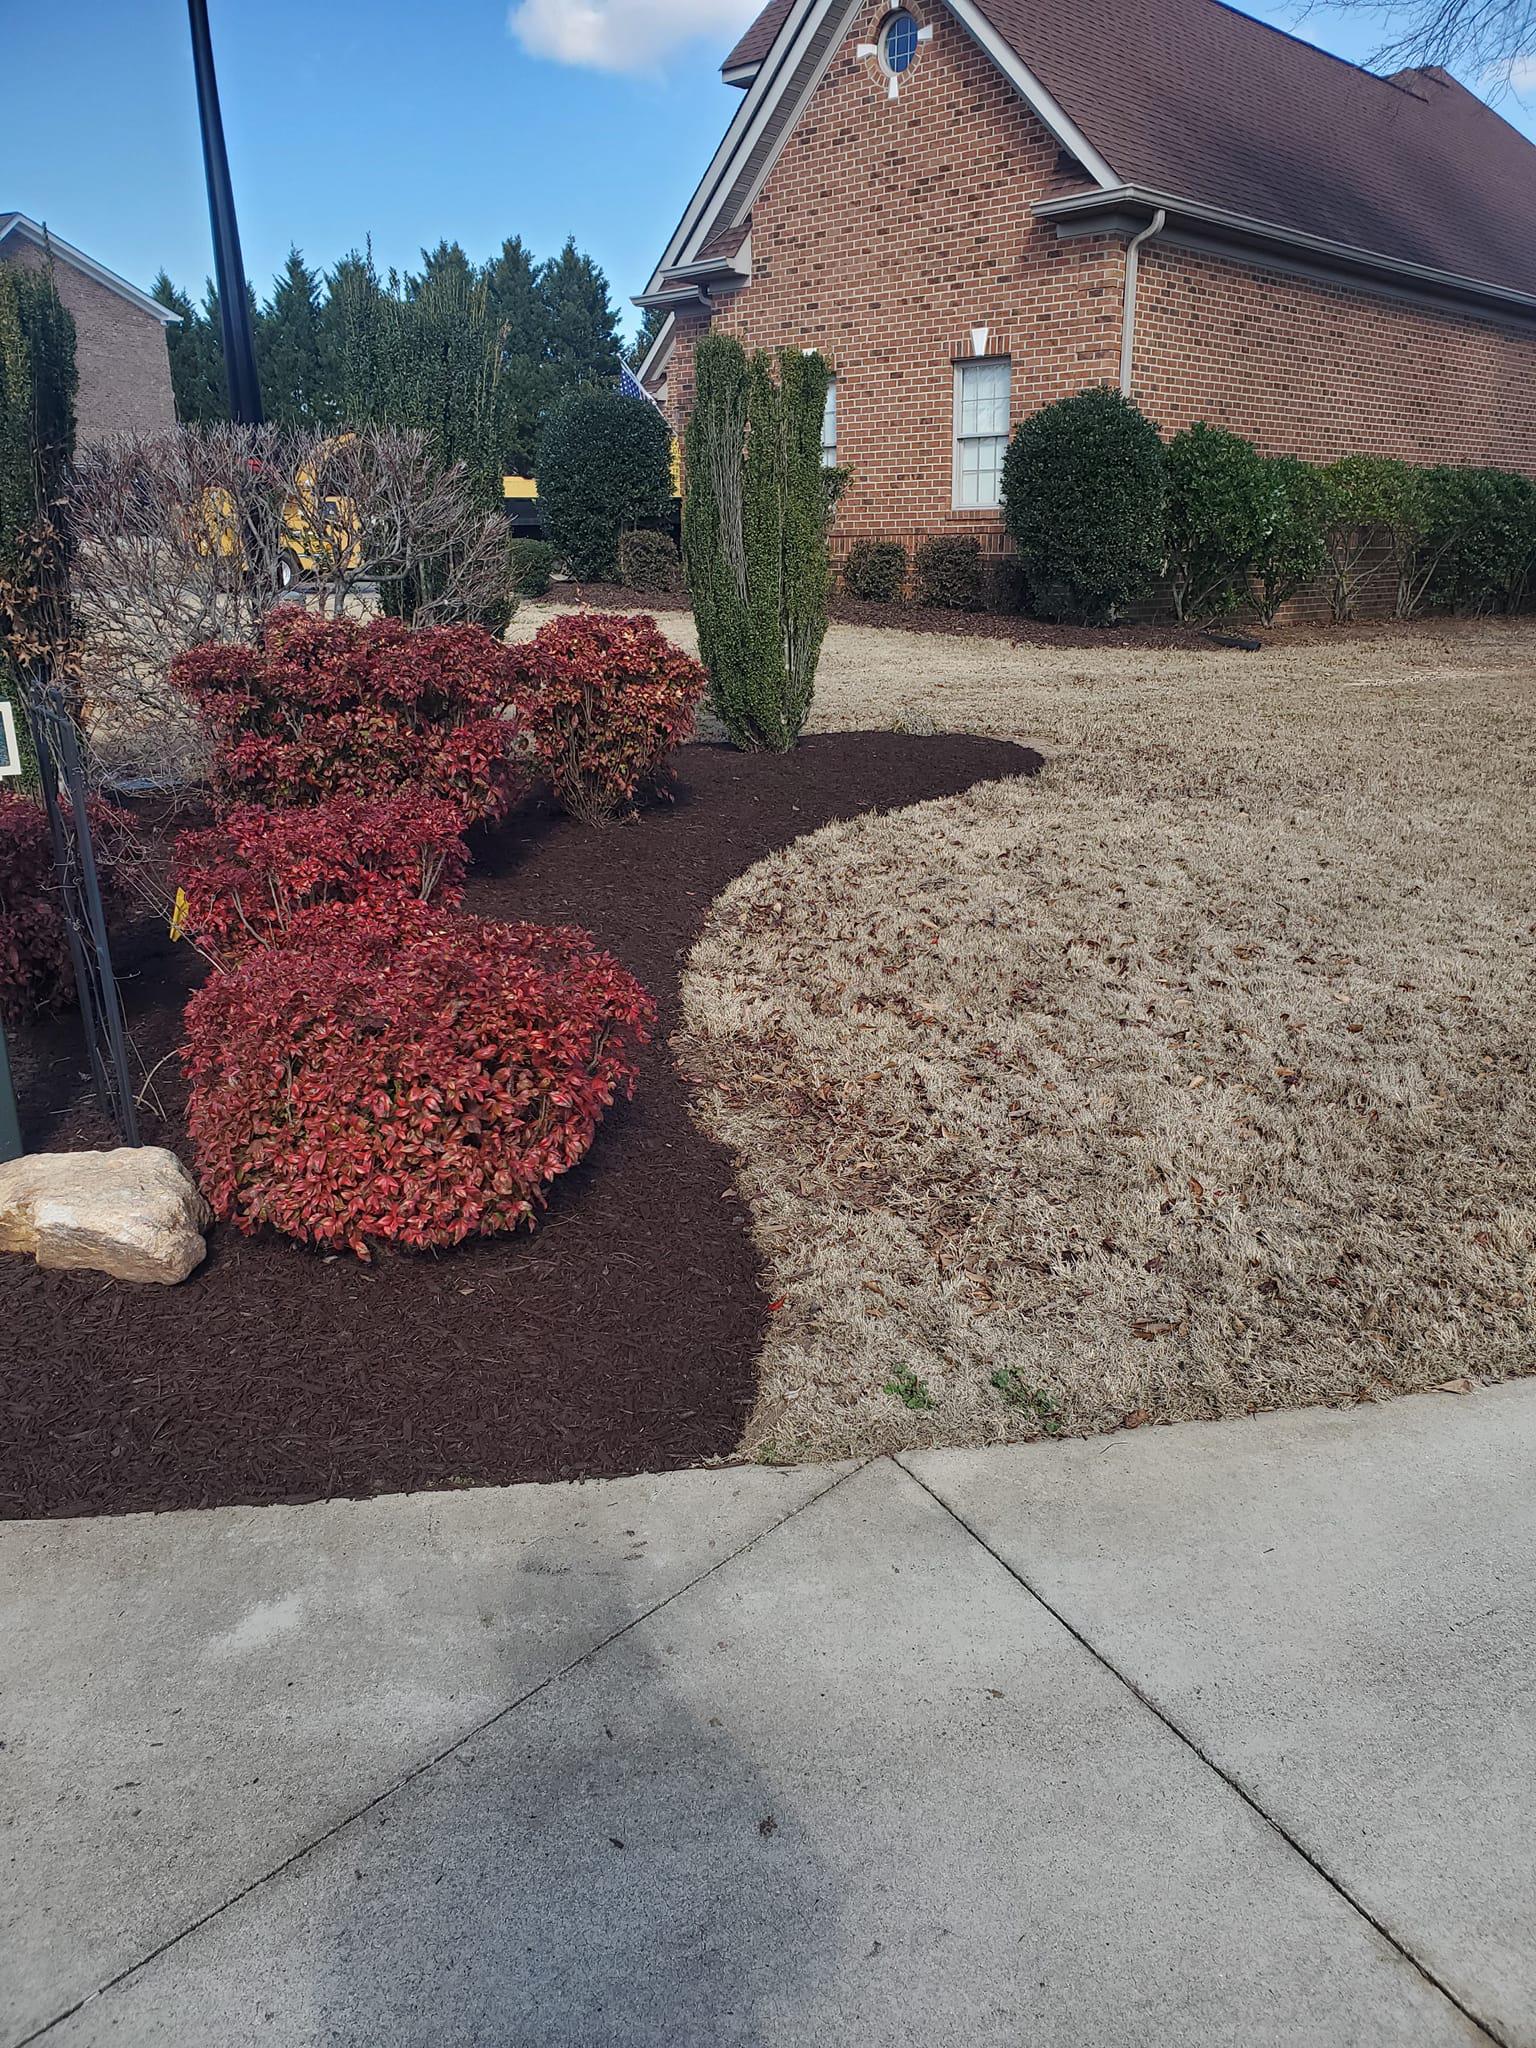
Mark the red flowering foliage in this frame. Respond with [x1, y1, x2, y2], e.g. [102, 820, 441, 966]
[171, 610, 524, 824]
[505, 612, 706, 824]
[183, 913, 655, 1256]
[0, 791, 135, 1026]
[174, 793, 469, 964]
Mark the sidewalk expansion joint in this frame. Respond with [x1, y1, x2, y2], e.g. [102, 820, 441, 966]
[894, 1452, 1508, 2048]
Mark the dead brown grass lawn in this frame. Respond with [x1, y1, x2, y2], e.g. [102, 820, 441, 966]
[676, 617, 1536, 1459]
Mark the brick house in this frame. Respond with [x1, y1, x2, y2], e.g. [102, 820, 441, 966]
[0, 213, 177, 444]
[637, 0, 1536, 574]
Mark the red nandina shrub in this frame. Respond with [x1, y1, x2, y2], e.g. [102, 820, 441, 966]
[171, 610, 523, 824]
[183, 915, 654, 1255]
[175, 793, 468, 963]
[505, 611, 705, 824]
[0, 791, 135, 1025]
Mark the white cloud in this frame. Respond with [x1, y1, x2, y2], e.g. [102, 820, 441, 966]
[508, 0, 761, 74]
[1503, 53, 1536, 96]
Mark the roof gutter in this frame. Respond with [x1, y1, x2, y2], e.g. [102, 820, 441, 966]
[1036, 185, 1536, 319]
[1119, 206, 1166, 396]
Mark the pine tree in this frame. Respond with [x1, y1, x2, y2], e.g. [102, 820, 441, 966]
[409, 240, 477, 298]
[322, 248, 387, 425]
[258, 248, 326, 425]
[538, 239, 622, 391]
[151, 273, 227, 424]
[483, 234, 549, 475]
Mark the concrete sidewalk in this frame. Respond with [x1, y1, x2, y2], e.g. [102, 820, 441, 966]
[3, 1384, 1532, 2047]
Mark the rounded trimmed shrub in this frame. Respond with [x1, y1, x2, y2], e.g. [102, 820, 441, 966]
[1164, 423, 1270, 621]
[171, 611, 524, 825]
[1251, 456, 1332, 627]
[174, 792, 469, 964]
[914, 535, 986, 610]
[537, 388, 672, 582]
[1002, 386, 1165, 624]
[183, 914, 655, 1257]
[509, 538, 555, 597]
[618, 528, 682, 592]
[842, 539, 908, 603]
[506, 611, 706, 824]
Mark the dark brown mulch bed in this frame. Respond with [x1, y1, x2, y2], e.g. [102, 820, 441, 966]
[4, 732, 1038, 1520]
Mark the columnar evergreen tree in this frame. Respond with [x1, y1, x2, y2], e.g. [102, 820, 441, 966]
[258, 249, 327, 425]
[484, 234, 549, 474]
[628, 303, 668, 373]
[539, 239, 622, 390]
[152, 272, 228, 424]
[684, 334, 832, 752]
[322, 248, 387, 425]
[0, 259, 77, 751]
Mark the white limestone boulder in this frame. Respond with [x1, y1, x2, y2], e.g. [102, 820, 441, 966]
[0, 1146, 211, 1285]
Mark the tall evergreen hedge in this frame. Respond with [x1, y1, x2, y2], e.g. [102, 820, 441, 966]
[0, 259, 77, 761]
[537, 387, 672, 582]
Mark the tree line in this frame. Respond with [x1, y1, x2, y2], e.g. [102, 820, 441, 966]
[152, 236, 638, 489]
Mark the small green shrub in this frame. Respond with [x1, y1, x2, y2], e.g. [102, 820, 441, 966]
[508, 538, 554, 597]
[537, 388, 671, 582]
[1416, 466, 1536, 616]
[617, 527, 681, 592]
[1322, 456, 1428, 620]
[1002, 387, 1165, 624]
[984, 555, 1031, 615]
[1251, 456, 1332, 627]
[842, 539, 907, 602]
[914, 534, 986, 609]
[1164, 423, 1270, 621]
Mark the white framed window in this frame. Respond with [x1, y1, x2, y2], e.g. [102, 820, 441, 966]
[821, 378, 838, 466]
[952, 356, 1010, 509]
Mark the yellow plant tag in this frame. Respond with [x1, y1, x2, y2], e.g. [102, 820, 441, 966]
[169, 887, 190, 942]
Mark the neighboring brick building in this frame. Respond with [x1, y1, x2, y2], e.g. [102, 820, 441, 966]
[0, 213, 177, 444]
[637, 0, 1536, 572]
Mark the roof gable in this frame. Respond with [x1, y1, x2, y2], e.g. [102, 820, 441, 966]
[0, 213, 178, 324]
[710, 0, 1536, 303]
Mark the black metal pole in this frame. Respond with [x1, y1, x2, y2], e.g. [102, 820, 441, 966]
[187, 0, 263, 425]
[0, 1024, 20, 1163]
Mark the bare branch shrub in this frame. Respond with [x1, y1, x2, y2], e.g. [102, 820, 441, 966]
[66, 424, 513, 797]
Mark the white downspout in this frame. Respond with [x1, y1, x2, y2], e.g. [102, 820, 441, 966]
[1119, 207, 1166, 398]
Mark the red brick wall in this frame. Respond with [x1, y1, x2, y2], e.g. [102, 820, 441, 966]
[665, 0, 1123, 560]
[1131, 241, 1536, 470]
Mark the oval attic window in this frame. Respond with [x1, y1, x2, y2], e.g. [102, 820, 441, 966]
[879, 9, 920, 74]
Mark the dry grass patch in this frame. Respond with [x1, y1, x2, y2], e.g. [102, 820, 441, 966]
[677, 620, 1536, 1459]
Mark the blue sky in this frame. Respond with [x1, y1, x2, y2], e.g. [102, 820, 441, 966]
[3, 0, 1532, 345]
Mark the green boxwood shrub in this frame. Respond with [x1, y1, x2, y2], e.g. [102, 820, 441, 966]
[618, 527, 682, 592]
[537, 388, 672, 582]
[1001, 387, 1164, 624]
[842, 539, 907, 602]
[1322, 456, 1428, 620]
[1251, 456, 1332, 627]
[1164, 423, 1271, 621]
[985, 555, 1031, 615]
[914, 535, 985, 610]
[1415, 466, 1536, 616]
[508, 538, 554, 597]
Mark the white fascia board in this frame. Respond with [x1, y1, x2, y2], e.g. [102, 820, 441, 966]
[642, 0, 837, 295]
[1035, 184, 1536, 314]
[0, 212, 179, 323]
[941, 0, 1118, 188]
[636, 311, 676, 386]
